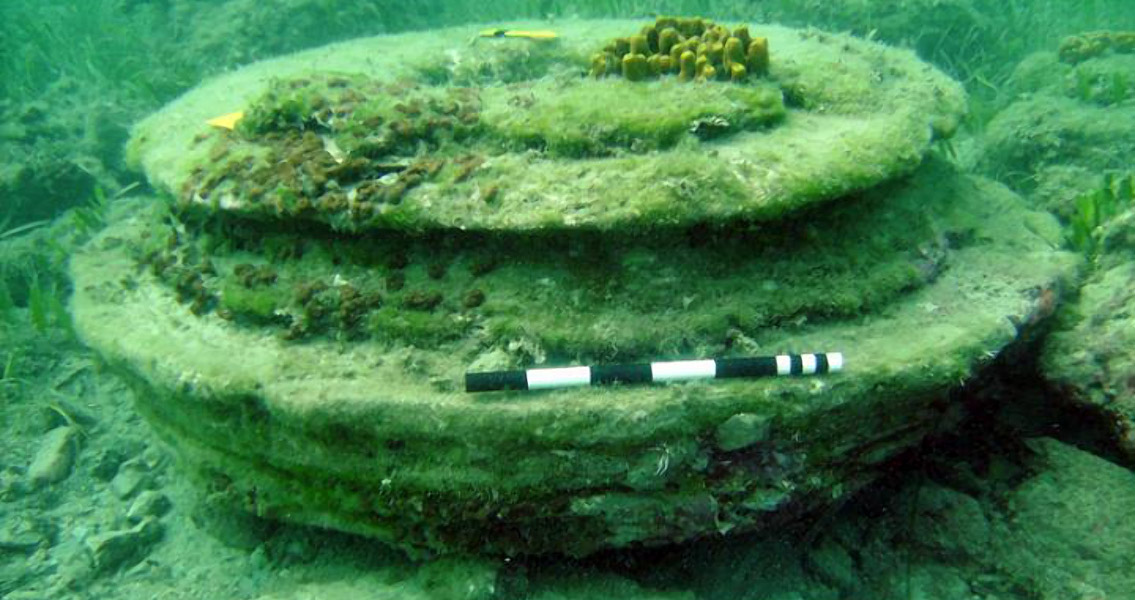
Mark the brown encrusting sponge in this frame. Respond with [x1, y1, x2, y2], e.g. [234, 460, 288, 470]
[181, 75, 481, 231]
[1058, 30, 1135, 65]
[591, 16, 770, 82]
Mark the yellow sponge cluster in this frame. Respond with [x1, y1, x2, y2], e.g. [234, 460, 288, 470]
[590, 16, 769, 83]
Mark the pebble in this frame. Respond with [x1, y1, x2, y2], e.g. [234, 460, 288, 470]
[110, 458, 150, 499]
[0, 466, 24, 500]
[27, 426, 78, 489]
[714, 413, 771, 452]
[91, 448, 129, 482]
[127, 490, 172, 522]
[44, 397, 97, 429]
[0, 520, 45, 554]
[807, 538, 857, 591]
[85, 517, 163, 574]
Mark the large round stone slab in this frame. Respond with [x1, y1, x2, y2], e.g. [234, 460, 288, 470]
[72, 159, 1076, 556]
[126, 19, 964, 232]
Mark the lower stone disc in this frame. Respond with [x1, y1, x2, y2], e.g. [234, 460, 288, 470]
[72, 162, 1076, 556]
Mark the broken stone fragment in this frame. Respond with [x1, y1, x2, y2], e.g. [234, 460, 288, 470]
[85, 517, 163, 575]
[0, 466, 25, 500]
[110, 457, 150, 499]
[688, 115, 731, 139]
[127, 490, 172, 523]
[27, 426, 78, 489]
[0, 518, 49, 555]
[715, 413, 771, 451]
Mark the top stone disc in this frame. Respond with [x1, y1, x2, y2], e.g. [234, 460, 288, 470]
[127, 19, 965, 232]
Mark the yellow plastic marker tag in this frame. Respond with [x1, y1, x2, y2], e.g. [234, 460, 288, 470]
[478, 29, 557, 40]
[206, 111, 245, 130]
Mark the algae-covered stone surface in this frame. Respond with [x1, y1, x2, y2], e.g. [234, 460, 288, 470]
[670, 435, 1135, 599]
[978, 34, 1135, 210]
[977, 32, 1135, 464]
[1043, 206, 1135, 457]
[11, 0, 1135, 596]
[127, 19, 964, 232]
[68, 17, 1075, 558]
[72, 158, 1076, 556]
[145, 158, 991, 349]
[990, 437, 1135, 597]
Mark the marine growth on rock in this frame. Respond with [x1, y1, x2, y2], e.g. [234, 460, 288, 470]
[590, 16, 770, 82]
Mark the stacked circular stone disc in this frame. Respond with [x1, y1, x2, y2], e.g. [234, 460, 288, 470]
[72, 19, 1078, 556]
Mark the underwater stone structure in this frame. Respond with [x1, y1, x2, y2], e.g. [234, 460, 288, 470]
[72, 19, 1077, 556]
[1043, 190, 1135, 459]
[978, 31, 1135, 212]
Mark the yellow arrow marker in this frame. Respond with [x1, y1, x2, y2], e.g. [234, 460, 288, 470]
[478, 29, 557, 40]
[206, 111, 245, 130]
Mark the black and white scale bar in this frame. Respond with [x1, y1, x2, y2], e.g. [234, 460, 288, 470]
[465, 352, 843, 393]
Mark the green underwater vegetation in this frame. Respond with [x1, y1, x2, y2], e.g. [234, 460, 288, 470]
[1069, 54, 1135, 106]
[0, 184, 115, 345]
[70, 185, 113, 240]
[0, 0, 183, 102]
[1069, 171, 1135, 257]
[0, 249, 75, 338]
[0, 276, 14, 325]
[25, 272, 72, 336]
